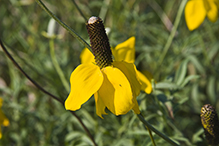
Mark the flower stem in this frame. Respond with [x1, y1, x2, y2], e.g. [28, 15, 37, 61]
[0, 40, 63, 104]
[0, 40, 98, 146]
[145, 125, 156, 146]
[49, 39, 69, 92]
[99, 0, 111, 21]
[137, 114, 179, 146]
[154, 0, 187, 76]
[35, 0, 92, 52]
[71, 0, 87, 22]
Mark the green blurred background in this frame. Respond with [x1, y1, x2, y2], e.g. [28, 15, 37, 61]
[0, 0, 219, 145]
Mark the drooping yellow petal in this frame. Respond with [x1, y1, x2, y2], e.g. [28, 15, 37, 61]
[132, 99, 140, 114]
[94, 92, 107, 119]
[65, 63, 103, 111]
[112, 37, 135, 63]
[98, 66, 135, 115]
[0, 98, 2, 108]
[113, 61, 141, 97]
[137, 70, 153, 94]
[206, 0, 218, 22]
[216, 0, 219, 8]
[0, 127, 2, 139]
[80, 48, 95, 64]
[185, 0, 207, 30]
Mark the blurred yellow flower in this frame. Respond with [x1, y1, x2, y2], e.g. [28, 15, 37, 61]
[0, 98, 9, 139]
[185, 0, 219, 31]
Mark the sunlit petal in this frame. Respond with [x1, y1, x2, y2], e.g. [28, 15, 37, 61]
[206, 0, 218, 22]
[65, 64, 103, 111]
[80, 48, 95, 64]
[112, 37, 135, 63]
[185, 0, 206, 30]
[94, 92, 107, 119]
[137, 70, 153, 94]
[113, 61, 141, 97]
[98, 66, 134, 115]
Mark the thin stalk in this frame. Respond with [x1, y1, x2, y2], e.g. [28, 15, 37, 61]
[72, 0, 87, 22]
[197, 31, 217, 75]
[99, 0, 110, 21]
[137, 114, 179, 146]
[49, 39, 69, 92]
[145, 125, 156, 146]
[154, 0, 187, 76]
[35, 0, 92, 52]
[148, 0, 173, 32]
[0, 40, 98, 146]
[0, 40, 63, 104]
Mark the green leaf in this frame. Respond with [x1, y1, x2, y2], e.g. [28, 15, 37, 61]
[192, 128, 204, 144]
[156, 82, 180, 90]
[174, 59, 189, 86]
[65, 131, 83, 142]
[207, 76, 216, 103]
[188, 55, 206, 75]
[180, 75, 200, 87]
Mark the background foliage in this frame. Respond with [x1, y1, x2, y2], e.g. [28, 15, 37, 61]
[0, 0, 219, 145]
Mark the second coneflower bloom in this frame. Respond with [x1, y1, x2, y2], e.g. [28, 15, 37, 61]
[185, 0, 219, 31]
[65, 16, 143, 118]
[0, 98, 9, 139]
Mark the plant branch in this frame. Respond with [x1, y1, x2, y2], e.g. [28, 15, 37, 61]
[49, 39, 69, 92]
[0, 40, 97, 146]
[137, 113, 179, 146]
[154, 0, 187, 76]
[145, 125, 156, 146]
[35, 0, 92, 52]
[0, 40, 63, 104]
[72, 0, 87, 22]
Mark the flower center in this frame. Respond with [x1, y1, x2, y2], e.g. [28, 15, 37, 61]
[86, 16, 113, 69]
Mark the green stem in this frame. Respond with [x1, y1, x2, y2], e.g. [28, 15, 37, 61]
[35, 0, 92, 52]
[72, 0, 87, 22]
[137, 114, 179, 146]
[0, 40, 98, 146]
[145, 125, 156, 146]
[148, 0, 173, 32]
[49, 39, 69, 92]
[154, 0, 187, 76]
[197, 32, 216, 75]
[99, 0, 111, 21]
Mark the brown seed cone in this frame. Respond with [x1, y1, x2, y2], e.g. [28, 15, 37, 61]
[86, 16, 112, 69]
[200, 104, 219, 145]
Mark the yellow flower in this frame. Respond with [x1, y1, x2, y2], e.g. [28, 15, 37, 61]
[81, 37, 153, 94]
[185, 0, 219, 31]
[0, 98, 9, 139]
[65, 17, 146, 118]
[66, 36, 153, 118]
[65, 56, 141, 118]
